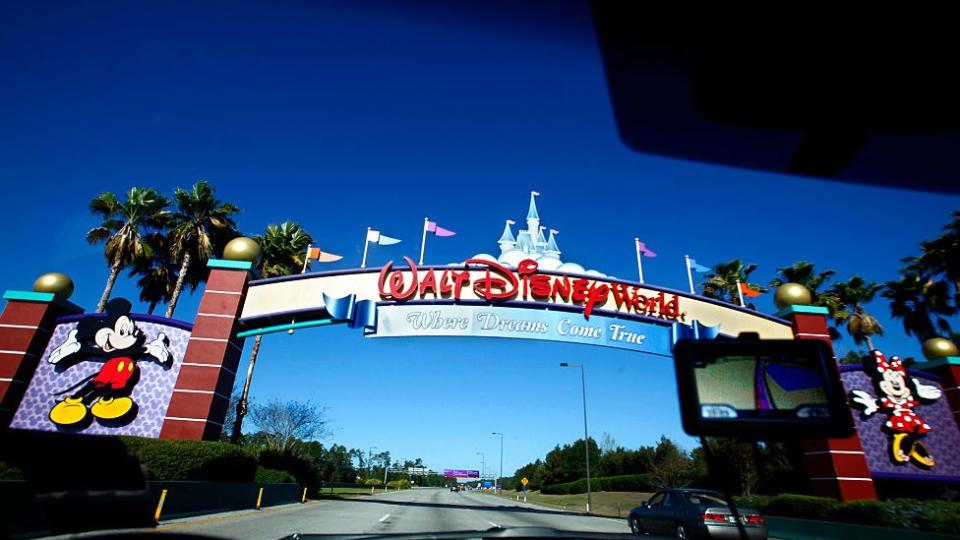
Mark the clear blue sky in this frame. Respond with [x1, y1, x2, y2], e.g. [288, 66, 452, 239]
[2, 1, 959, 478]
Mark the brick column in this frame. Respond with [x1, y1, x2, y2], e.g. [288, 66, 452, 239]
[912, 356, 960, 430]
[0, 291, 82, 427]
[160, 260, 252, 440]
[777, 304, 878, 501]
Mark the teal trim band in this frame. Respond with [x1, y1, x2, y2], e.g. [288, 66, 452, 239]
[207, 259, 254, 271]
[775, 304, 829, 317]
[3, 290, 55, 302]
[912, 356, 960, 370]
[236, 318, 336, 338]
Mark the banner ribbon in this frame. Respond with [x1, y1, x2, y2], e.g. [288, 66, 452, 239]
[322, 293, 378, 334]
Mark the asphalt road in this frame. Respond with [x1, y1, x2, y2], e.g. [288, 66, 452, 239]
[152, 488, 632, 539]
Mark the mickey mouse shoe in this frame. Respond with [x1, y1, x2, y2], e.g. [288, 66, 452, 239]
[91, 396, 134, 420]
[49, 397, 89, 426]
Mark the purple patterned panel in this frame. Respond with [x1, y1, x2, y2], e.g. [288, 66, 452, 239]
[842, 369, 960, 480]
[10, 318, 191, 438]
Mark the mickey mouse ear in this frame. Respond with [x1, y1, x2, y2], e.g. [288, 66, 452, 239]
[104, 298, 132, 315]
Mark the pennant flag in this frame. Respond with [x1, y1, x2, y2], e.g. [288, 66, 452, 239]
[739, 282, 762, 298]
[637, 241, 657, 257]
[307, 246, 343, 262]
[367, 229, 402, 245]
[426, 220, 456, 237]
[689, 258, 710, 273]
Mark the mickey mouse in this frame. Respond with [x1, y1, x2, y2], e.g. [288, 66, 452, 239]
[46, 298, 172, 427]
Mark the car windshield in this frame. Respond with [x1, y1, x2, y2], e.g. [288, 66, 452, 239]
[2, 2, 960, 540]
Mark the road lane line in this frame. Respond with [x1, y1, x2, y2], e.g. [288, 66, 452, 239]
[379, 513, 391, 522]
[488, 521, 500, 528]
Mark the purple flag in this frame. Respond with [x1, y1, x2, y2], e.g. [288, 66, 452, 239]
[427, 220, 456, 237]
[637, 241, 657, 257]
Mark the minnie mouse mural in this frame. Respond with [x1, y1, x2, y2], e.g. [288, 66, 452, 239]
[849, 350, 942, 468]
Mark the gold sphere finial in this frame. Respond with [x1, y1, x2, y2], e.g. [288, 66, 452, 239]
[222, 237, 261, 265]
[922, 337, 959, 360]
[774, 282, 812, 310]
[33, 272, 74, 299]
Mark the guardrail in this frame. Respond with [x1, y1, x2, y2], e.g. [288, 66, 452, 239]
[0, 480, 301, 538]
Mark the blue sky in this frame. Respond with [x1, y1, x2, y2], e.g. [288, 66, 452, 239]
[2, 1, 959, 478]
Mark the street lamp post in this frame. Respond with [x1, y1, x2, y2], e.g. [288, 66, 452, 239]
[492, 432, 504, 494]
[560, 362, 592, 514]
[477, 452, 486, 488]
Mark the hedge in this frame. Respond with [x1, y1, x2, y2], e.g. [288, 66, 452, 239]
[542, 474, 654, 495]
[120, 437, 258, 482]
[256, 466, 297, 483]
[386, 479, 411, 489]
[734, 494, 960, 535]
[0, 461, 23, 480]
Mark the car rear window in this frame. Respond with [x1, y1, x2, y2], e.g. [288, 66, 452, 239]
[683, 492, 728, 506]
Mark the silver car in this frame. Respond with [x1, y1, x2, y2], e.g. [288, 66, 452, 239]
[628, 489, 767, 539]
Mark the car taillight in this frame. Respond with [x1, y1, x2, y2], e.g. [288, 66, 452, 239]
[702, 512, 727, 523]
[746, 515, 764, 525]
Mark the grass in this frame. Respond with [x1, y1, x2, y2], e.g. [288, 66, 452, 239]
[483, 489, 653, 519]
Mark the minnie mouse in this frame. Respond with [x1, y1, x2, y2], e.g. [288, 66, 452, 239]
[46, 298, 172, 427]
[849, 350, 942, 467]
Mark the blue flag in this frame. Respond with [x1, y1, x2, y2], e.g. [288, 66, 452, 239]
[689, 258, 710, 273]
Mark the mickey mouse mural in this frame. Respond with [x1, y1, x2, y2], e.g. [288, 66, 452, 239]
[46, 298, 172, 427]
[849, 350, 943, 468]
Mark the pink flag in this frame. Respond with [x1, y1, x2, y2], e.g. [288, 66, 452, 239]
[637, 241, 657, 257]
[426, 220, 456, 237]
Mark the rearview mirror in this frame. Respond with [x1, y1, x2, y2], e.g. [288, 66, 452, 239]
[673, 338, 854, 438]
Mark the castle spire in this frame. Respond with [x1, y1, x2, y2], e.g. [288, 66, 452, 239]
[526, 191, 541, 238]
[545, 229, 561, 257]
[498, 220, 516, 254]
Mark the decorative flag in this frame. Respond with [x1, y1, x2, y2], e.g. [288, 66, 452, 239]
[637, 241, 657, 258]
[739, 282, 762, 298]
[366, 229, 402, 245]
[307, 246, 343, 262]
[426, 220, 456, 237]
[689, 258, 710, 273]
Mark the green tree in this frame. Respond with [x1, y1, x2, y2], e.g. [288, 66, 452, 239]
[128, 232, 177, 314]
[830, 276, 885, 350]
[702, 259, 765, 306]
[86, 187, 170, 312]
[231, 222, 314, 443]
[769, 261, 840, 310]
[649, 436, 694, 490]
[165, 180, 240, 318]
[883, 273, 957, 343]
[905, 210, 960, 296]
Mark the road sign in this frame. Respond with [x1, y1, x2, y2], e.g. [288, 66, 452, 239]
[521, 477, 529, 486]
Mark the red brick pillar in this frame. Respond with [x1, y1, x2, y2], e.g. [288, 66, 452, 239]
[912, 356, 960, 430]
[0, 290, 82, 427]
[778, 304, 878, 501]
[160, 259, 253, 440]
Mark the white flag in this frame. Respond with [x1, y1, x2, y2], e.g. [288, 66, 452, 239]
[367, 229, 401, 245]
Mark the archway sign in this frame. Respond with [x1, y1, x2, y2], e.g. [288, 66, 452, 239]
[3, 196, 959, 504]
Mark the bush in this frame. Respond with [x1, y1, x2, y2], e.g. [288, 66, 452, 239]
[256, 449, 318, 493]
[542, 474, 654, 495]
[829, 499, 900, 528]
[256, 466, 296, 483]
[120, 437, 258, 482]
[386, 479, 411, 490]
[0, 461, 23, 480]
[761, 494, 839, 520]
[364, 478, 382, 486]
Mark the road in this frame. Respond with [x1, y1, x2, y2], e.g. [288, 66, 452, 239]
[153, 488, 632, 539]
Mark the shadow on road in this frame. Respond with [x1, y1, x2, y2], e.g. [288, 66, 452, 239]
[340, 495, 587, 518]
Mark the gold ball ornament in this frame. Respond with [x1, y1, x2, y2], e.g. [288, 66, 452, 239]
[922, 337, 959, 360]
[774, 282, 812, 310]
[33, 272, 74, 299]
[222, 237, 261, 265]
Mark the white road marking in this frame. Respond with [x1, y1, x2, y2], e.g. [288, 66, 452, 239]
[378, 514, 391, 523]
[488, 521, 499, 528]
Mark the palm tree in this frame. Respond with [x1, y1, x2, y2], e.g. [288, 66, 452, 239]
[129, 232, 177, 314]
[829, 276, 884, 350]
[906, 210, 960, 295]
[883, 273, 957, 343]
[86, 188, 170, 312]
[701, 259, 765, 306]
[165, 180, 240, 318]
[231, 222, 314, 444]
[769, 261, 838, 310]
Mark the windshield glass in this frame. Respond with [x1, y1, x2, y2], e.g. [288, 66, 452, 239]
[2, 2, 960, 540]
